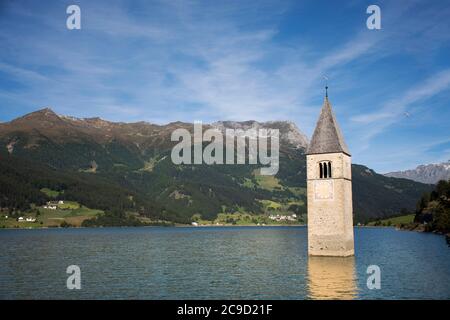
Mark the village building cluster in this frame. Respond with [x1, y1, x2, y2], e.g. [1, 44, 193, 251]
[268, 214, 297, 222]
[17, 217, 36, 222]
[14, 200, 66, 222]
[43, 200, 64, 210]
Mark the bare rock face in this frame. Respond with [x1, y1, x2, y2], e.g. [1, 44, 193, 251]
[211, 120, 309, 149]
[385, 161, 450, 184]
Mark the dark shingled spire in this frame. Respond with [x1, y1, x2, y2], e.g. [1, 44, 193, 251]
[306, 95, 350, 156]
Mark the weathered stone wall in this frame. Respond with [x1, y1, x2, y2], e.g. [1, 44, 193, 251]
[307, 153, 354, 256]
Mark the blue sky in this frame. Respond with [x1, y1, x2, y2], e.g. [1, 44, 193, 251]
[0, 0, 449, 173]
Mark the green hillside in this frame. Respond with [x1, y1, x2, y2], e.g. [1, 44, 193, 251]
[367, 214, 415, 227]
[0, 109, 433, 226]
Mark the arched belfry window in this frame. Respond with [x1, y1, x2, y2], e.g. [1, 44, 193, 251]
[318, 161, 332, 178]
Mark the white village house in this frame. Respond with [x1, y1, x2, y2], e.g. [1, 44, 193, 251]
[17, 216, 36, 222]
[43, 200, 64, 210]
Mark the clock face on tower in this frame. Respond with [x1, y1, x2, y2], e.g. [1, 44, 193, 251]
[314, 180, 334, 200]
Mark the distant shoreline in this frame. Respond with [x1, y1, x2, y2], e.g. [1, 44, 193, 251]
[0, 223, 306, 230]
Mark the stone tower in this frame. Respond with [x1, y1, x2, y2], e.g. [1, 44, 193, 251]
[306, 91, 354, 257]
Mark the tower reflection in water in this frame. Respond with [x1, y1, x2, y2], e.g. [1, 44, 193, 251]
[307, 256, 357, 300]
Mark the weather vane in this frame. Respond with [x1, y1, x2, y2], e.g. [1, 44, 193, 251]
[323, 75, 329, 97]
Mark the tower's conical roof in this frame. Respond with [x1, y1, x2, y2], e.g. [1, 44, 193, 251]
[306, 96, 350, 155]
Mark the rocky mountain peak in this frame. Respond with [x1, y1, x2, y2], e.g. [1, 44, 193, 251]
[211, 120, 309, 149]
[26, 107, 57, 117]
[385, 160, 450, 184]
[3, 109, 313, 151]
[11, 107, 62, 125]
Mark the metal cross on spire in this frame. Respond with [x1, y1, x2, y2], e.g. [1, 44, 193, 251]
[323, 75, 329, 98]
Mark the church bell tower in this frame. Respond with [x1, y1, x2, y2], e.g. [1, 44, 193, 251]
[306, 89, 354, 257]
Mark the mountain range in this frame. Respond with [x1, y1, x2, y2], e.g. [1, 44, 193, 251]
[0, 108, 433, 224]
[385, 161, 450, 184]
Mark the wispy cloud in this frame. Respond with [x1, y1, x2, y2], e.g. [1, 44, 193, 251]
[0, 0, 449, 172]
[351, 69, 450, 143]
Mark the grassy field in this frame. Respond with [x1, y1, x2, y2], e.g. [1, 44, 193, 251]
[57, 201, 80, 210]
[260, 199, 283, 210]
[241, 177, 256, 188]
[286, 187, 306, 197]
[40, 188, 61, 198]
[367, 214, 415, 226]
[0, 202, 102, 228]
[253, 170, 282, 190]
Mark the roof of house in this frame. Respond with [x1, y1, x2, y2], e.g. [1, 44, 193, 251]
[306, 96, 350, 156]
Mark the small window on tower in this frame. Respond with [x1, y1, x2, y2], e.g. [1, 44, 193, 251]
[318, 161, 332, 178]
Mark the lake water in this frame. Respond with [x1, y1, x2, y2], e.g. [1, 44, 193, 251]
[0, 226, 449, 299]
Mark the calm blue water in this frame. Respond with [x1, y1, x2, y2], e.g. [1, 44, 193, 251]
[0, 226, 449, 299]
